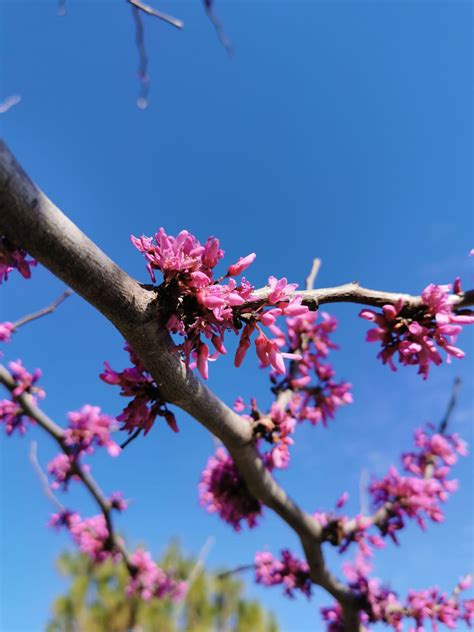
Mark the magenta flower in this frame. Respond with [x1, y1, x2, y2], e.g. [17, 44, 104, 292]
[47, 453, 75, 490]
[101, 344, 178, 436]
[64, 404, 120, 457]
[131, 228, 310, 380]
[0, 235, 37, 283]
[49, 511, 120, 563]
[198, 447, 262, 531]
[360, 284, 474, 379]
[255, 550, 312, 598]
[0, 322, 14, 344]
[127, 549, 186, 601]
[0, 360, 44, 435]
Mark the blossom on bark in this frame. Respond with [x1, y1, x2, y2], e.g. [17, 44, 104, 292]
[47, 404, 120, 489]
[360, 284, 474, 379]
[0, 360, 44, 435]
[49, 511, 119, 563]
[198, 447, 263, 531]
[255, 550, 312, 598]
[0, 321, 14, 344]
[321, 563, 474, 632]
[0, 235, 37, 283]
[101, 344, 178, 436]
[131, 227, 310, 379]
[127, 548, 187, 601]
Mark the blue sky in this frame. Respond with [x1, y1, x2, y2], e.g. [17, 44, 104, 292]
[1, 1, 473, 630]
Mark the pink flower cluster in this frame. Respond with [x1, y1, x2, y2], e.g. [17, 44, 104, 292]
[198, 447, 263, 531]
[321, 563, 473, 632]
[0, 321, 14, 344]
[0, 235, 37, 283]
[232, 311, 352, 471]
[0, 359, 44, 435]
[127, 549, 187, 601]
[254, 550, 312, 598]
[47, 405, 120, 490]
[369, 424, 468, 539]
[132, 228, 308, 379]
[100, 344, 178, 436]
[49, 511, 118, 563]
[360, 284, 474, 379]
[309, 424, 467, 556]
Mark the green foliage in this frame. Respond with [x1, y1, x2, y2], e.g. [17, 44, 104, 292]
[47, 541, 279, 632]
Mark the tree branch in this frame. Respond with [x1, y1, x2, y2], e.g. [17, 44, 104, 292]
[0, 364, 135, 573]
[12, 289, 73, 330]
[248, 282, 474, 312]
[127, 0, 184, 30]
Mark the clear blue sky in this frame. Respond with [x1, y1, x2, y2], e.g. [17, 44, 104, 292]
[1, 1, 473, 630]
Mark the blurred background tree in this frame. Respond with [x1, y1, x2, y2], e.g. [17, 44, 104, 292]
[46, 541, 279, 632]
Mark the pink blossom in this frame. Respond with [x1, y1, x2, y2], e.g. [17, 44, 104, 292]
[101, 344, 178, 436]
[227, 253, 256, 277]
[198, 447, 262, 531]
[132, 228, 309, 379]
[127, 548, 186, 601]
[0, 322, 14, 343]
[64, 404, 120, 457]
[109, 491, 128, 512]
[360, 284, 474, 379]
[0, 235, 37, 283]
[0, 399, 30, 435]
[49, 511, 118, 564]
[255, 550, 312, 598]
[0, 360, 44, 435]
[47, 453, 75, 490]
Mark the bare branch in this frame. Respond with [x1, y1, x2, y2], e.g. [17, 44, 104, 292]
[0, 95, 22, 114]
[29, 440, 65, 512]
[217, 563, 255, 580]
[202, 2, 234, 57]
[12, 289, 73, 330]
[249, 282, 474, 312]
[57, 0, 66, 17]
[131, 4, 150, 110]
[128, 0, 184, 30]
[305, 258, 321, 291]
[438, 377, 462, 434]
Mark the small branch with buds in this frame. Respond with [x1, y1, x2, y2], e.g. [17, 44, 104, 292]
[0, 364, 136, 574]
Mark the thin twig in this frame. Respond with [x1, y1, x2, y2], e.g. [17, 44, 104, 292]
[216, 563, 255, 580]
[203, 2, 234, 57]
[29, 441, 65, 512]
[0, 95, 22, 114]
[128, 0, 184, 29]
[131, 5, 150, 110]
[120, 427, 142, 449]
[358, 468, 370, 516]
[13, 290, 73, 330]
[438, 377, 462, 434]
[306, 258, 321, 292]
[174, 536, 214, 620]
